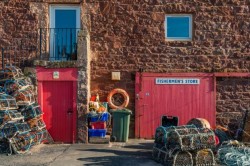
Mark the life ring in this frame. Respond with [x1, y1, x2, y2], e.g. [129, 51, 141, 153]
[107, 88, 129, 109]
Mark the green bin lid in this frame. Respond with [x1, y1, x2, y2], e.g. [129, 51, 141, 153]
[110, 108, 132, 114]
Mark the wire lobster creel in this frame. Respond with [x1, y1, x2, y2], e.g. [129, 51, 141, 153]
[171, 150, 193, 166]
[166, 126, 216, 151]
[0, 66, 24, 80]
[4, 78, 33, 95]
[152, 144, 170, 164]
[0, 93, 18, 110]
[152, 145, 193, 166]
[193, 149, 215, 166]
[1, 122, 30, 138]
[192, 128, 216, 149]
[155, 126, 168, 145]
[155, 125, 197, 145]
[0, 110, 24, 125]
[20, 103, 43, 120]
[0, 138, 11, 154]
[30, 128, 49, 145]
[166, 126, 199, 151]
[10, 132, 35, 154]
[27, 118, 46, 131]
[12, 88, 35, 106]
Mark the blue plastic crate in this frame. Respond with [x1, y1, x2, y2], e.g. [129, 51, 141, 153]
[88, 129, 107, 138]
[89, 112, 109, 122]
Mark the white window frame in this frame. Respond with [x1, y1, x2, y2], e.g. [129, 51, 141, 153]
[165, 14, 193, 41]
[49, 5, 80, 60]
[50, 5, 80, 29]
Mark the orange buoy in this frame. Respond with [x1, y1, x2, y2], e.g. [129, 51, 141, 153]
[187, 118, 211, 129]
[107, 88, 129, 109]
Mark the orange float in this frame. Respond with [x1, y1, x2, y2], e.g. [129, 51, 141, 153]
[107, 88, 129, 109]
[187, 118, 211, 129]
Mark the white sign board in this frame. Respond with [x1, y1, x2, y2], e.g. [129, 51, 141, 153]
[156, 78, 200, 85]
[53, 71, 59, 79]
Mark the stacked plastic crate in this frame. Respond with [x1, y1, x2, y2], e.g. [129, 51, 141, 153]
[0, 66, 51, 154]
[88, 101, 110, 140]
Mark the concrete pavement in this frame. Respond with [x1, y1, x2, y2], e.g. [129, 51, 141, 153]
[0, 139, 161, 166]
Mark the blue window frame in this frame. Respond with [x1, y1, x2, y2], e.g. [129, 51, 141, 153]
[165, 15, 192, 41]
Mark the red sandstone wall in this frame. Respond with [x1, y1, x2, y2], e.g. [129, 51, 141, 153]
[0, 0, 249, 138]
[88, 0, 250, 137]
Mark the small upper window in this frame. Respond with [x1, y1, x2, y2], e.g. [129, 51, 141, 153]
[165, 15, 192, 41]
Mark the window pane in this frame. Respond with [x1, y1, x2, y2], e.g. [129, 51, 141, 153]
[53, 9, 77, 60]
[166, 17, 190, 38]
[55, 10, 76, 28]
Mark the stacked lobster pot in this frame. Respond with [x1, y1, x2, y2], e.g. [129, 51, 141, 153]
[0, 66, 51, 154]
[153, 125, 216, 166]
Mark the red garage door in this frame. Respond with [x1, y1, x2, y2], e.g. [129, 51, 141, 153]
[135, 73, 216, 139]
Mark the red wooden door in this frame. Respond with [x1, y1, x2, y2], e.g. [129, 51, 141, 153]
[42, 81, 74, 143]
[37, 67, 78, 143]
[135, 73, 216, 139]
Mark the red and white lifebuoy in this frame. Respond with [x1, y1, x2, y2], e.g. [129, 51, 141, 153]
[107, 88, 129, 109]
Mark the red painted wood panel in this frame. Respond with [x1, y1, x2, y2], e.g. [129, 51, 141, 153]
[135, 73, 216, 139]
[41, 81, 74, 143]
[36, 67, 77, 81]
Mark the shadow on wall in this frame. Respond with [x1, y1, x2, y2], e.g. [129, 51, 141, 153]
[77, 142, 154, 166]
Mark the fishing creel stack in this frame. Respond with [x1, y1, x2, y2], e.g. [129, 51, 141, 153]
[192, 149, 215, 166]
[0, 66, 52, 155]
[153, 124, 216, 166]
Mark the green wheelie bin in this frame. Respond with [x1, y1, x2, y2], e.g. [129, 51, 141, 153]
[111, 109, 132, 142]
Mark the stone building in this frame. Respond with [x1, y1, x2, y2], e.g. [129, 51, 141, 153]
[0, 0, 249, 143]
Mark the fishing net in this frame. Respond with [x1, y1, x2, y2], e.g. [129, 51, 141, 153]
[20, 103, 43, 120]
[0, 93, 18, 110]
[217, 141, 250, 166]
[193, 149, 215, 166]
